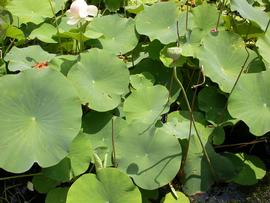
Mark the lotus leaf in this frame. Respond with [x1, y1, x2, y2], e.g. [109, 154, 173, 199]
[6, 0, 53, 24]
[4, 45, 55, 72]
[45, 187, 68, 203]
[228, 71, 270, 136]
[89, 15, 138, 54]
[67, 48, 130, 112]
[123, 85, 169, 124]
[256, 30, 270, 65]
[66, 168, 142, 203]
[0, 68, 82, 172]
[68, 132, 92, 176]
[230, 0, 270, 31]
[116, 123, 182, 190]
[198, 31, 249, 93]
[161, 191, 190, 203]
[29, 23, 57, 43]
[135, 2, 178, 44]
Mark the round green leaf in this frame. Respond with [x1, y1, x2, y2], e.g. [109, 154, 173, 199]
[4, 45, 55, 72]
[211, 127, 225, 145]
[68, 132, 92, 176]
[82, 111, 127, 166]
[32, 175, 60, 194]
[192, 3, 220, 32]
[161, 191, 190, 203]
[89, 15, 138, 54]
[232, 154, 266, 185]
[230, 0, 270, 31]
[116, 123, 182, 190]
[0, 68, 82, 173]
[5, 25, 25, 41]
[228, 71, 270, 136]
[123, 85, 169, 124]
[82, 111, 114, 150]
[49, 55, 78, 76]
[67, 48, 129, 112]
[131, 59, 180, 103]
[198, 86, 233, 124]
[42, 158, 72, 182]
[29, 23, 57, 43]
[45, 187, 68, 203]
[198, 31, 248, 93]
[140, 188, 159, 203]
[135, 2, 178, 44]
[181, 122, 237, 195]
[6, 0, 53, 24]
[257, 30, 270, 65]
[130, 72, 155, 90]
[67, 168, 142, 203]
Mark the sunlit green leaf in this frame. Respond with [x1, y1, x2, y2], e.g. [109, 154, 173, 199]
[29, 23, 57, 43]
[161, 191, 190, 203]
[89, 15, 138, 54]
[6, 0, 53, 24]
[230, 0, 270, 31]
[135, 2, 178, 44]
[228, 71, 270, 136]
[68, 132, 92, 176]
[4, 45, 55, 71]
[0, 68, 82, 172]
[67, 168, 142, 203]
[116, 123, 182, 190]
[123, 85, 169, 124]
[198, 31, 249, 92]
[68, 48, 130, 112]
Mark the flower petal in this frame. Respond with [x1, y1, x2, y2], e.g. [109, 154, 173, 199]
[87, 5, 98, 17]
[79, 9, 89, 18]
[67, 17, 80, 25]
[70, 0, 88, 17]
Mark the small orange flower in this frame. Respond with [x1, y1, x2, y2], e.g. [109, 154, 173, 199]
[33, 61, 48, 69]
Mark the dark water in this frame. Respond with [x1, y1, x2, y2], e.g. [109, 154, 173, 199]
[191, 171, 270, 203]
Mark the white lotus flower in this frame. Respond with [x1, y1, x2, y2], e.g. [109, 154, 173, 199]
[66, 0, 98, 25]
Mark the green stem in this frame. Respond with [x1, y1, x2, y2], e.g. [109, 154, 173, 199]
[79, 22, 84, 53]
[265, 19, 270, 33]
[173, 67, 217, 180]
[0, 173, 42, 181]
[215, 0, 226, 31]
[48, 0, 63, 53]
[3, 39, 15, 57]
[111, 117, 117, 167]
[218, 46, 250, 123]
[185, 2, 189, 31]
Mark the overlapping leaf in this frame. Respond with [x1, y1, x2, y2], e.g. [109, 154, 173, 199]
[230, 0, 270, 31]
[116, 123, 182, 190]
[135, 2, 178, 44]
[68, 48, 130, 112]
[228, 71, 270, 136]
[6, 0, 53, 24]
[123, 85, 169, 124]
[68, 132, 92, 176]
[67, 168, 142, 203]
[29, 23, 57, 43]
[198, 31, 249, 93]
[256, 30, 270, 65]
[89, 15, 138, 54]
[4, 45, 55, 72]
